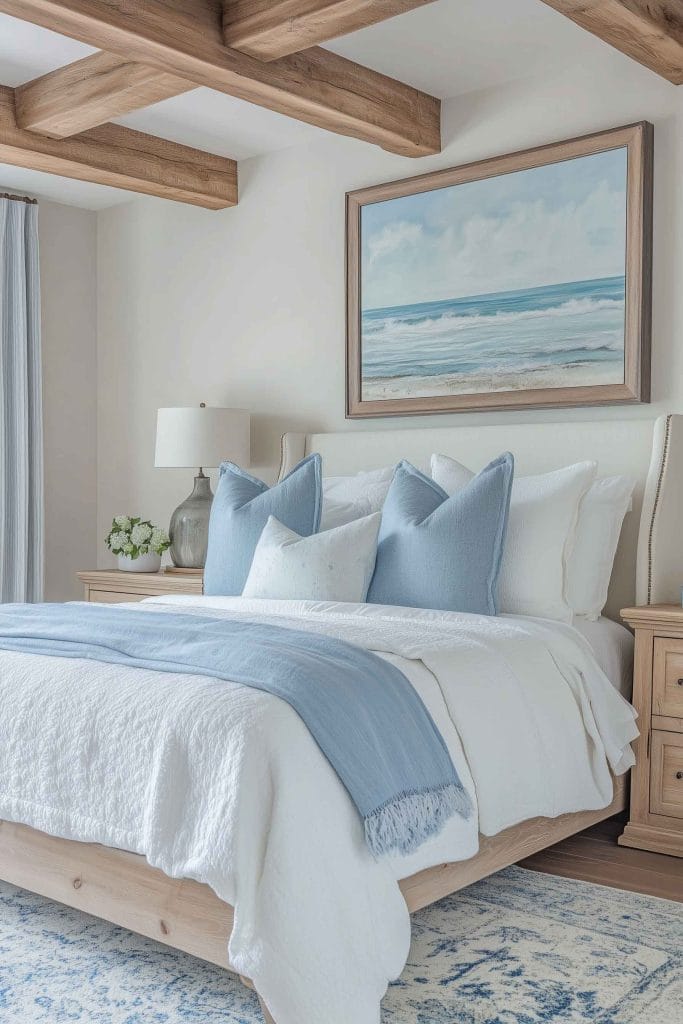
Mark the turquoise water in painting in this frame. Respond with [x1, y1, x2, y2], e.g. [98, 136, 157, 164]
[361, 275, 625, 381]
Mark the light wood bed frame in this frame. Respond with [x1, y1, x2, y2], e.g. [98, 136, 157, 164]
[0, 780, 627, 1023]
[2, 414, 682, 1023]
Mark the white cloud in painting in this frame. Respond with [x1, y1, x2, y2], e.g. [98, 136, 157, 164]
[361, 148, 627, 311]
[367, 220, 424, 268]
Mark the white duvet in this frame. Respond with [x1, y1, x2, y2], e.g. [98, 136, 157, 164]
[0, 597, 638, 1024]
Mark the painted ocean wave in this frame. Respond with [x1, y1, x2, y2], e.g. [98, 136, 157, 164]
[361, 276, 626, 380]
[363, 297, 624, 339]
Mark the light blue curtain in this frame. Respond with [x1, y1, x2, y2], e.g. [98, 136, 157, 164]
[0, 196, 43, 602]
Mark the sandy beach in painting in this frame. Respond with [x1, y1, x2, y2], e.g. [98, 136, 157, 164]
[362, 360, 620, 400]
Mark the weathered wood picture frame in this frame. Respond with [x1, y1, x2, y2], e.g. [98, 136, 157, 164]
[346, 122, 653, 418]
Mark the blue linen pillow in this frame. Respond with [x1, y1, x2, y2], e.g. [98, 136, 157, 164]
[204, 454, 322, 596]
[366, 453, 514, 615]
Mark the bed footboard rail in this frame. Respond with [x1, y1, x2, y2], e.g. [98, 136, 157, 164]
[0, 818, 234, 968]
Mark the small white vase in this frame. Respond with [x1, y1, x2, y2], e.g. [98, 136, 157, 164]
[117, 552, 161, 573]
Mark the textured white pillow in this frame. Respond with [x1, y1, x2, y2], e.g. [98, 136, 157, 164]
[567, 476, 635, 620]
[323, 466, 394, 513]
[431, 454, 597, 622]
[320, 495, 373, 531]
[242, 513, 381, 602]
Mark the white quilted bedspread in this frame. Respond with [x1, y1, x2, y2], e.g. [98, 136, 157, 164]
[0, 597, 638, 1024]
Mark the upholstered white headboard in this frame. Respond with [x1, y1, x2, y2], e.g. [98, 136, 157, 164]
[280, 414, 683, 621]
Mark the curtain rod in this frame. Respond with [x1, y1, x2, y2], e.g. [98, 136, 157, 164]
[0, 192, 38, 204]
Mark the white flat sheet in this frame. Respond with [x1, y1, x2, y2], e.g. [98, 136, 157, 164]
[572, 616, 634, 698]
[0, 597, 638, 1024]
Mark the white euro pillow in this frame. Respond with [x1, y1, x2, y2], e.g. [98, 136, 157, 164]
[320, 495, 373, 531]
[242, 513, 382, 603]
[566, 475, 635, 620]
[431, 454, 597, 622]
[323, 466, 394, 513]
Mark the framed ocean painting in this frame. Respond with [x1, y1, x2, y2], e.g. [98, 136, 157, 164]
[346, 122, 652, 417]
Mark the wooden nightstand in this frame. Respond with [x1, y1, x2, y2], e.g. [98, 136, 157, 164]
[620, 605, 683, 858]
[77, 569, 203, 603]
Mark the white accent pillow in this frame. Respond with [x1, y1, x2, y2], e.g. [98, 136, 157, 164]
[322, 466, 394, 513]
[242, 513, 382, 603]
[566, 476, 635, 620]
[431, 453, 597, 622]
[320, 495, 373, 531]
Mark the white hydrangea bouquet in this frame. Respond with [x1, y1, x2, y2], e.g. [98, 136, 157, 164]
[105, 515, 170, 573]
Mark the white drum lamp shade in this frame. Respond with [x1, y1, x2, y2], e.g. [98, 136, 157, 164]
[155, 406, 250, 570]
[155, 406, 250, 469]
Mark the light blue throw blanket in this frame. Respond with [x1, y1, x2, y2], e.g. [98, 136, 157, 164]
[0, 603, 471, 856]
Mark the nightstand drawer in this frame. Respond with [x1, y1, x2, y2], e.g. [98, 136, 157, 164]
[88, 589, 149, 604]
[650, 731, 683, 818]
[653, 638, 683, 718]
[78, 571, 203, 602]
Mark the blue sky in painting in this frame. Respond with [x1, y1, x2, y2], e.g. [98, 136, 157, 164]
[361, 147, 627, 310]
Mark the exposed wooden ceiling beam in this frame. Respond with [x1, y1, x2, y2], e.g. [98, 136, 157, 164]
[540, 0, 683, 84]
[0, 0, 440, 156]
[15, 51, 194, 138]
[0, 86, 237, 209]
[223, 0, 439, 60]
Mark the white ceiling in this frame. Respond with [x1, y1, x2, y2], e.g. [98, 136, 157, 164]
[0, 0, 651, 209]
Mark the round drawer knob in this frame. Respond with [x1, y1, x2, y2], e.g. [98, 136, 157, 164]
[677, 678, 683, 686]
[677, 771, 683, 781]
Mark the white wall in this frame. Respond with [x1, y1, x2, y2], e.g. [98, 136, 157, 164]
[40, 200, 98, 598]
[97, 52, 683, 548]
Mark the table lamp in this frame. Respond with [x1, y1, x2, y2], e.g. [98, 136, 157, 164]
[155, 404, 250, 568]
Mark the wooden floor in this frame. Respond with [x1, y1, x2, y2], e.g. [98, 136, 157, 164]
[519, 814, 683, 902]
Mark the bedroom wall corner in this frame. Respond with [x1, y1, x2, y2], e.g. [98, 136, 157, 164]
[40, 200, 98, 600]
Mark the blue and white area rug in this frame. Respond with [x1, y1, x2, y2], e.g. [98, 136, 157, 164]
[0, 866, 680, 1022]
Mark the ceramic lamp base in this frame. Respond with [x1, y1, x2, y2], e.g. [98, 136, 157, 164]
[170, 471, 213, 569]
